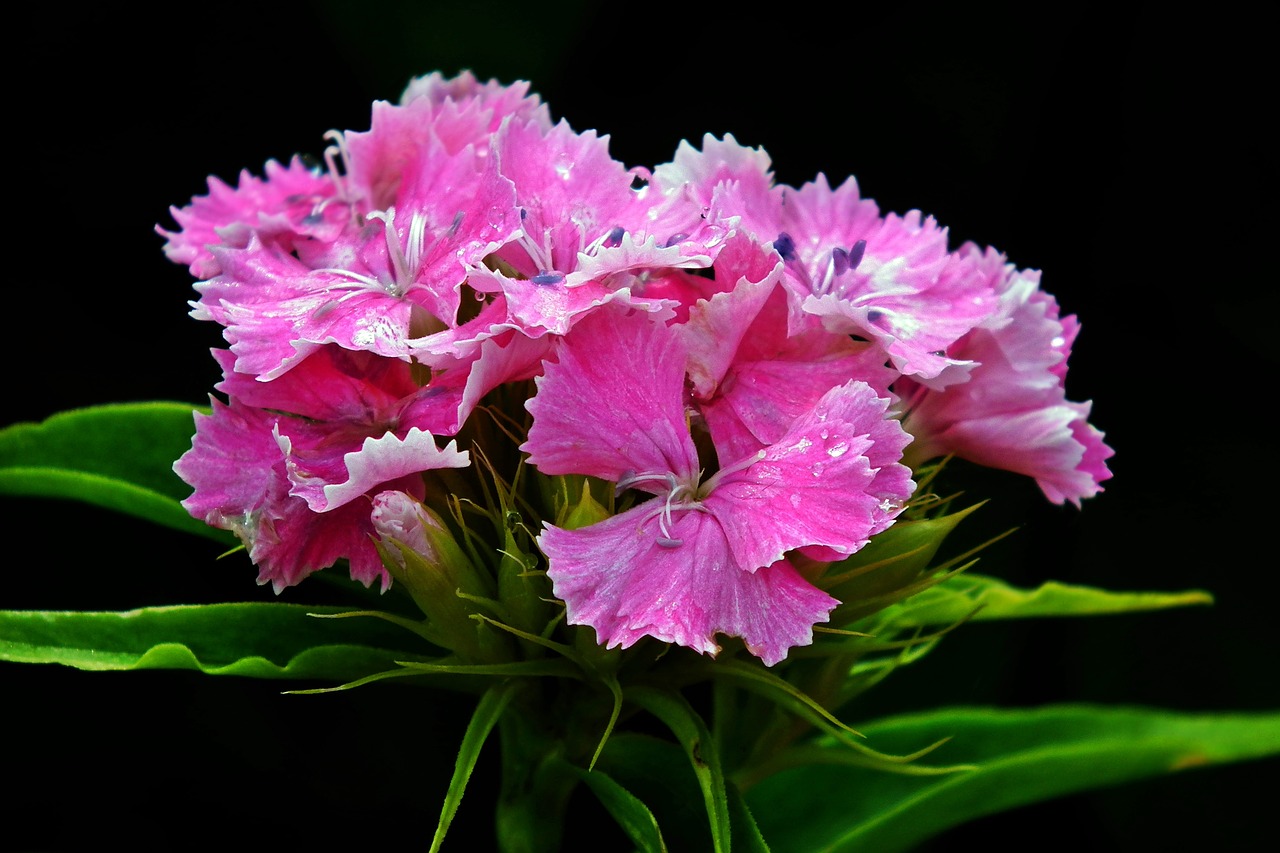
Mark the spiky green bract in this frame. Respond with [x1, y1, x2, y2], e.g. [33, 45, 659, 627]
[745, 705, 1280, 853]
[0, 403, 231, 542]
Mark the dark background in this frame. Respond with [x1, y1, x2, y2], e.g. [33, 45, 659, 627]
[4, 2, 1275, 850]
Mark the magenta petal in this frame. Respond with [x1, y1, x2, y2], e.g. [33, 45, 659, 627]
[522, 308, 699, 484]
[707, 381, 915, 571]
[174, 398, 395, 591]
[539, 509, 837, 666]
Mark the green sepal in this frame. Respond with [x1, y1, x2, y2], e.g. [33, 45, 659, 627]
[822, 503, 985, 624]
[555, 475, 612, 530]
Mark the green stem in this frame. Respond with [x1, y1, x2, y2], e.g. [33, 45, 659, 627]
[494, 702, 580, 853]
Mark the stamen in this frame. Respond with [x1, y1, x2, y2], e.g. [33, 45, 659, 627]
[366, 209, 413, 297]
[774, 232, 797, 262]
[847, 239, 867, 270]
[604, 226, 625, 248]
[698, 449, 767, 498]
[831, 246, 850, 277]
[662, 233, 689, 248]
[321, 130, 355, 204]
[530, 271, 564, 286]
[446, 211, 465, 238]
[615, 470, 677, 495]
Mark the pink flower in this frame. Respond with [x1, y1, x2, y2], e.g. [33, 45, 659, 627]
[682, 234, 899, 462]
[174, 398, 426, 591]
[523, 308, 914, 664]
[899, 250, 1114, 507]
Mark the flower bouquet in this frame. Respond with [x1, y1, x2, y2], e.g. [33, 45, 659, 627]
[3, 71, 1277, 851]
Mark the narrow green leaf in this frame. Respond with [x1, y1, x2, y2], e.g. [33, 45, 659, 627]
[726, 780, 771, 853]
[569, 762, 669, 853]
[0, 402, 231, 542]
[0, 603, 432, 681]
[746, 704, 1280, 852]
[628, 686, 732, 853]
[432, 683, 517, 853]
[892, 573, 1213, 627]
[591, 734, 772, 852]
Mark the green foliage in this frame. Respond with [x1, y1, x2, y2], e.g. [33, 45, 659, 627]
[0, 403, 232, 543]
[889, 573, 1213, 626]
[0, 603, 433, 680]
[3, 402, 1275, 851]
[745, 705, 1280, 852]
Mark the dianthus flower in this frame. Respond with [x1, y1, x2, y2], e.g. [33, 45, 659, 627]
[524, 307, 915, 664]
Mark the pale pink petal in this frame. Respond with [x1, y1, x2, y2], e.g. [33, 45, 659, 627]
[800, 212, 998, 387]
[159, 157, 341, 280]
[899, 258, 1114, 506]
[278, 426, 468, 513]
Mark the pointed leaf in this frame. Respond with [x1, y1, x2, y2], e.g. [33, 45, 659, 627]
[594, 733, 771, 853]
[0, 603, 433, 681]
[892, 573, 1213, 627]
[628, 686, 732, 853]
[0, 403, 230, 542]
[745, 704, 1280, 852]
[432, 683, 517, 853]
[569, 762, 669, 853]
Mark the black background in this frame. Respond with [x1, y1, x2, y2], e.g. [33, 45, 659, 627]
[4, 2, 1275, 850]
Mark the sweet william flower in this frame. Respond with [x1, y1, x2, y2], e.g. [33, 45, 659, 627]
[523, 307, 915, 664]
[174, 397, 423, 590]
[898, 249, 1114, 506]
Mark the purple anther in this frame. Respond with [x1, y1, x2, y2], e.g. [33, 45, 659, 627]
[530, 271, 565, 286]
[301, 212, 325, 226]
[447, 211, 465, 237]
[831, 246, 850, 276]
[656, 537, 684, 549]
[520, 207, 528, 220]
[604, 226, 625, 248]
[847, 239, 867, 270]
[866, 309, 884, 324]
[774, 232, 797, 261]
[663, 233, 689, 248]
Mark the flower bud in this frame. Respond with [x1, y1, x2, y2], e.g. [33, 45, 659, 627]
[371, 490, 509, 661]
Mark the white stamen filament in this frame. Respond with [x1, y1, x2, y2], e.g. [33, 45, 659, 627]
[513, 222, 555, 275]
[698, 449, 766, 498]
[310, 208, 431, 300]
[618, 470, 711, 549]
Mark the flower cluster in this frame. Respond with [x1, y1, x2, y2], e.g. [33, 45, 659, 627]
[166, 71, 1112, 667]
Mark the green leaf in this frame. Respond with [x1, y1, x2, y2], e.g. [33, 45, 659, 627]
[628, 686, 732, 853]
[726, 780, 771, 853]
[433, 682, 517, 853]
[0, 402, 231, 542]
[746, 704, 1280, 852]
[569, 762, 669, 853]
[594, 734, 770, 853]
[0, 603, 433, 681]
[891, 573, 1213, 627]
